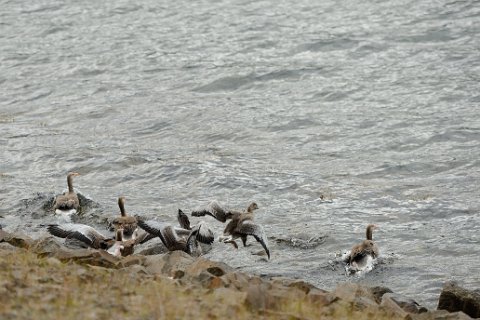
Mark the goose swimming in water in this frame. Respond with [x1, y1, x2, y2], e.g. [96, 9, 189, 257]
[53, 172, 80, 219]
[191, 201, 258, 223]
[347, 224, 379, 271]
[110, 197, 138, 240]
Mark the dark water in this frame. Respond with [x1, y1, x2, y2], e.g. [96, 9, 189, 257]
[1, 0, 479, 307]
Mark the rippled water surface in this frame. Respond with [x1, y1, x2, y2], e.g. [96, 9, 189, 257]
[1, 0, 480, 307]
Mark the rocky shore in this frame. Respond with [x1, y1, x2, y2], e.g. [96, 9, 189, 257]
[0, 229, 478, 320]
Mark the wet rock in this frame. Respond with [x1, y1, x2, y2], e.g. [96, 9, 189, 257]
[370, 286, 394, 304]
[438, 282, 480, 318]
[381, 293, 428, 315]
[0, 230, 34, 249]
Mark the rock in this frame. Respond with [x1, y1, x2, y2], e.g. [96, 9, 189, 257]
[245, 278, 270, 310]
[0, 230, 34, 249]
[333, 283, 378, 305]
[270, 277, 318, 294]
[143, 251, 195, 277]
[118, 254, 146, 268]
[305, 288, 338, 306]
[31, 237, 65, 256]
[220, 272, 252, 291]
[0, 242, 21, 252]
[411, 310, 472, 320]
[438, 282, 480, 318]
[61, 250, 121, 268]
[370, 286, 394, 304]
[137, 244, 169, 256]
[185, 257, 233, 278]
[381, 293, 428, 315]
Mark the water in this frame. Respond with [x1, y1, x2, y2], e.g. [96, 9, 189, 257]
[1, 0, 480, 308]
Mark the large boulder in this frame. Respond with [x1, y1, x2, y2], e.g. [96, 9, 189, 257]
[333, 282, 379, 310]
[438, 282, 480, 318]
[381, 292, 428, 318]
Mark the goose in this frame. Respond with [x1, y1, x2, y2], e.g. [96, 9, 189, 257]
[220, 210, 270, 259]
[191, 201, 258, 223]
[47, 223, 114, 250]
[108, 229, 136, 257]
[347, 224, 379, 269]
[137, 218, 214, 255]
[110, 197, 138, 240]
[46, 223, 136, 257]
[53, 172, 80, 219]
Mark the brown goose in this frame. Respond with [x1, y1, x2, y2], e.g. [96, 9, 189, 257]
[53, 172, 80, 217]
[191, 201, 258, 223]
[108, 229, 136, 257]
[220, 206, 270, 259]
[47, 223, 136, 257]
[47, 223, 115, 250]
[137, 218, 214, 255]
[110, 197, 138, 240]
[348, 224, 379, 268]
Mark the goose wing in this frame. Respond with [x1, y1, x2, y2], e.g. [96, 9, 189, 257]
[162, 226, 187, 251]
[135, 230, 157, 244]
[137, 219, 171, 247]
[191, 200, 232, 223]
[47, 223, 107, 248]
[191, 221, 214, 245]
[236, 220, 270, 259]
[177, 209, 191, 230]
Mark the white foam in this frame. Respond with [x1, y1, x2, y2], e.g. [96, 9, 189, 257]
[345, 254, 377, 276]
[54, 209, 77, 222]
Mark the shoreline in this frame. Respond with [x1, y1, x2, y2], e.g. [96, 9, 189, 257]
[0, 229, 477, 319]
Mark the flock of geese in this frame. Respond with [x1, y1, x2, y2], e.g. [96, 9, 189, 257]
[47, 172, 380, 271]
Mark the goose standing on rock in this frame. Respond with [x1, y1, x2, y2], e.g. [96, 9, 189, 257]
[110, 197, 138, 240]
[53, 172, 81, 220]
[347, 224, 379, 272]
